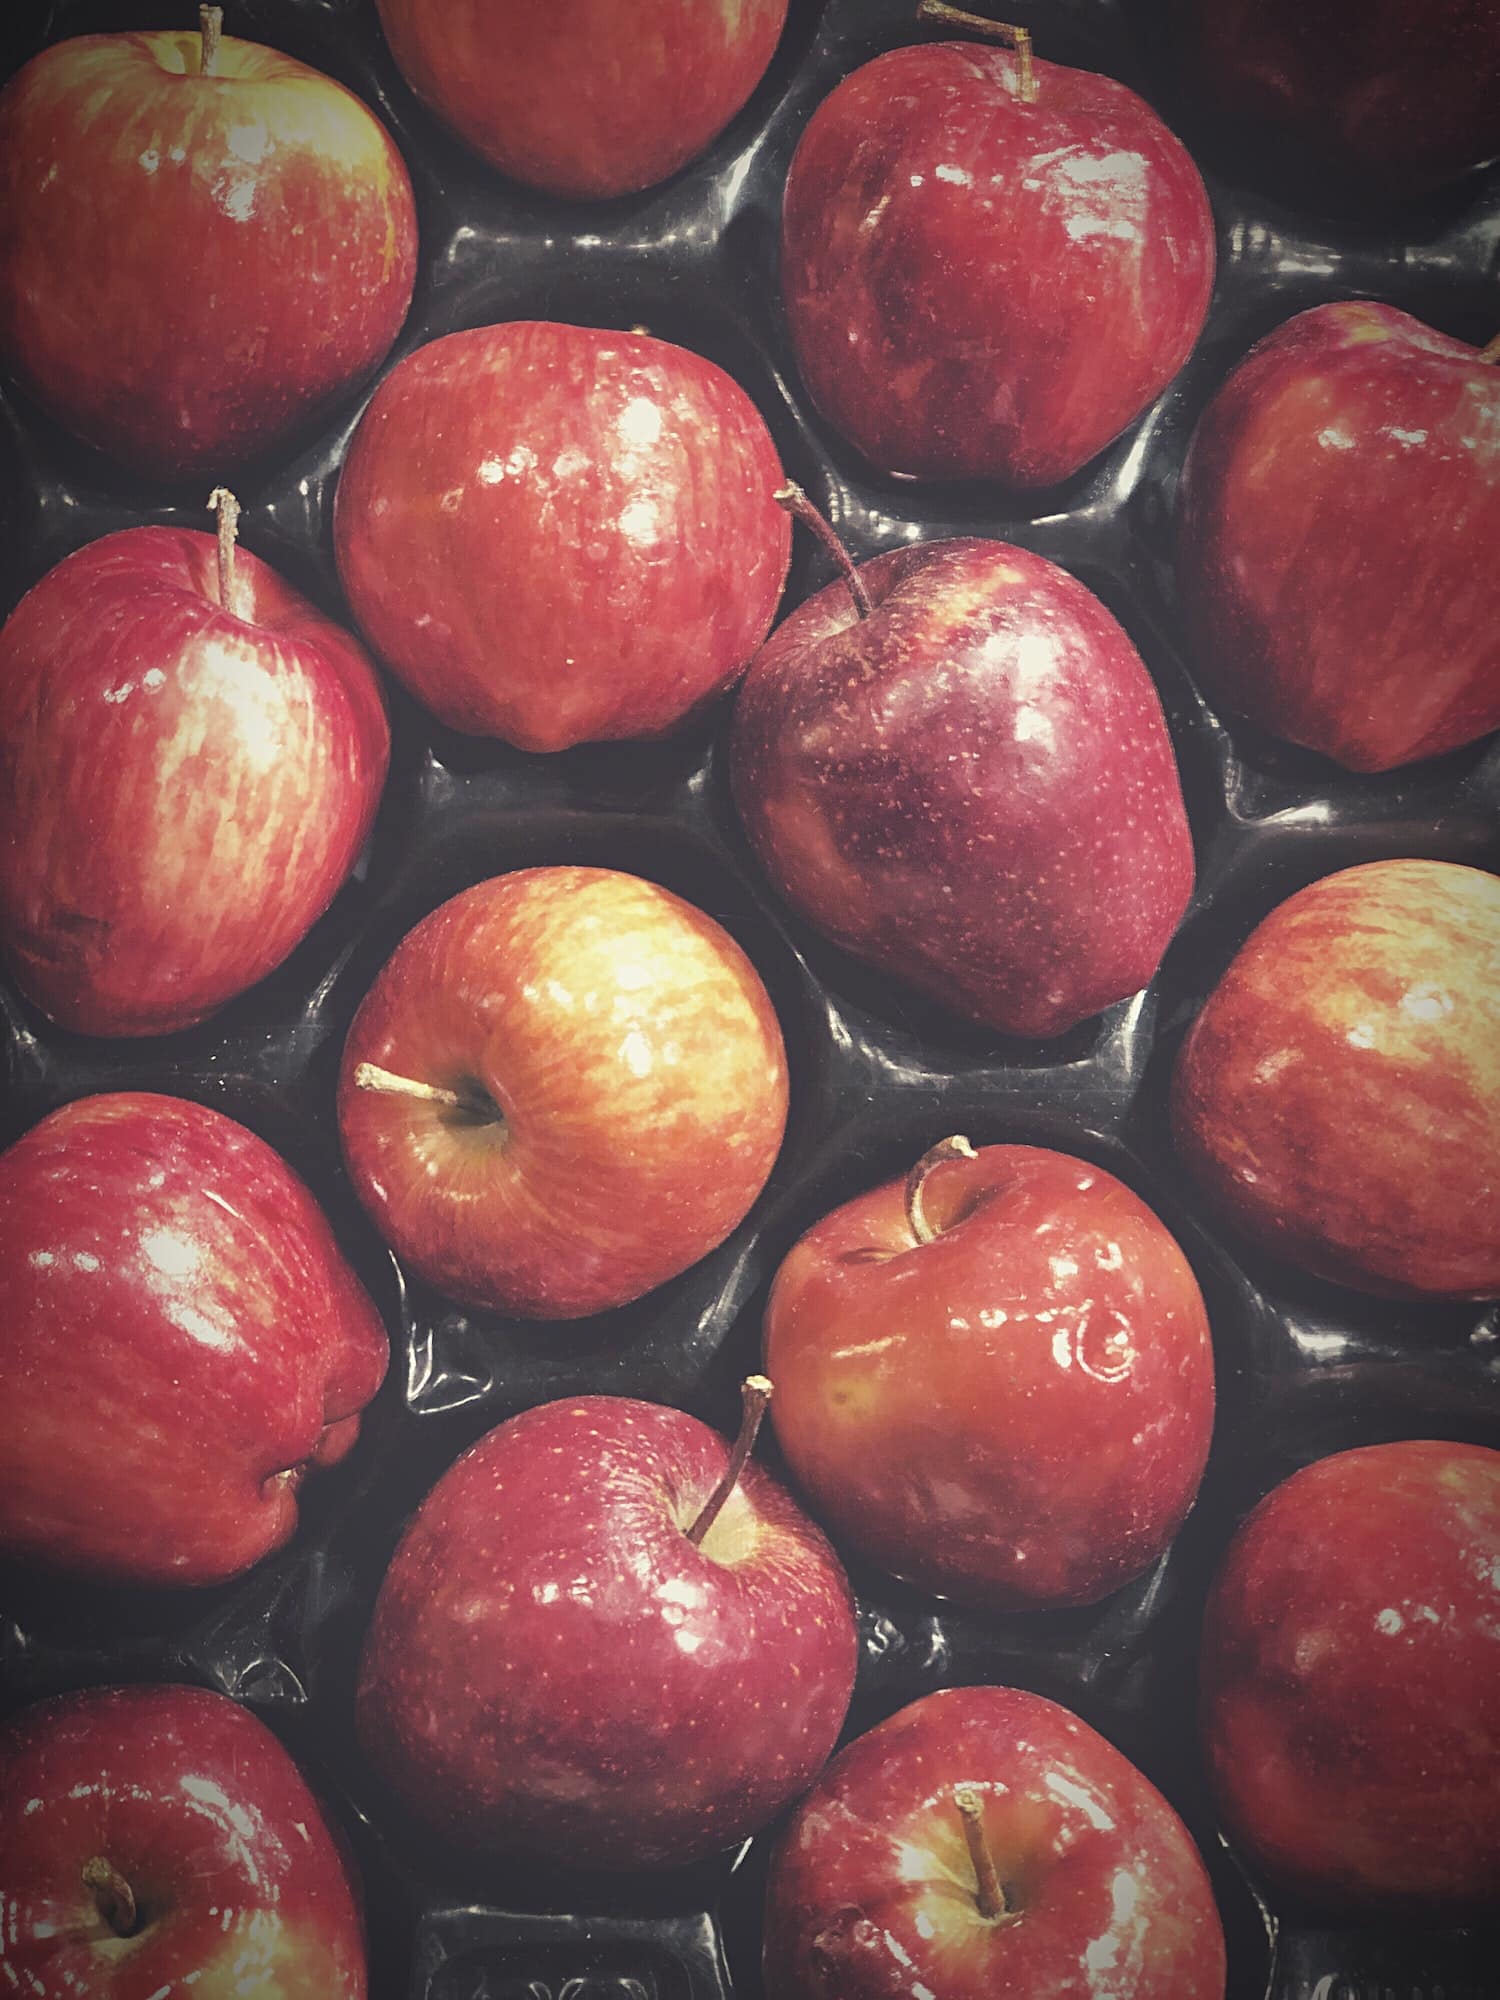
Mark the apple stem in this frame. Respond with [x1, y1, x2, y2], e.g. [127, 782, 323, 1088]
[686, 1375, 773, 1547]
[954, 1788, 1012, 1923]
[81, 1856, 137, 1938]
[905, 1135, 977, 1244]
[351, 1061, 471, 1110]
[916, 1, 1037, 103]
[774, 483, 872, 620]
[207, 486, 240, 612]
[199, 3, 223, 74]
[1481, 333, 1500, 364]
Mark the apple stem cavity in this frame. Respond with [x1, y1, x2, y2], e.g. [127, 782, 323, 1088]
[81, 1856, 138, 1938]
[954, 1787, 1015, 1924]
[686, 1375, 773, 1548]
[905, 1134, 978, 1244]
[916, 1, 1037, 102]
[207, 486, 240, 612]
[774, 483, 872, 620]
[199, 3, 224, 74]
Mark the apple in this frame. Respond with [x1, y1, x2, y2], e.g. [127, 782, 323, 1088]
[763, 1684, 1226, 1998]
[357, 1380, 857, 1870]
[729, 533, 1194, 1038]
[0, 1682, 366, 1994]
[333, 321, 790, 750]
[0, 493, 390, 1037]
[0, 1091, 388, 1587]
[374, 0, 789, 199]
[764, 1137, 1215, 1610]
[1176, 301, 1500, 772]
[337, 866, 788, 1318]
[0, 14, 417, 478]
[780, 16, 1215, 486]
[1172, 858, 1500, 1299]
[1201, 1439, 1500, 1916]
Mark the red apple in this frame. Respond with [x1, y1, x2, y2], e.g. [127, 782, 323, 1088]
[0, 502, 390, 1037]
[0, 1091, 388, 1586]
[337, 866, 788, 1318]
[333, 322, 790, 750]
[356, 1383, 857, 1870]
[730, 537, 1194, 1038]
[374, 0, 789, 199]
[0, 1683, 366, 1995]
[1172, 858, 1500, 1299]
[764, 1684, 1226, 1999]
[780, 29, 1214, 485]
[1200, 1440, 1500, 1916]
[1176, 302, 1500, 771]
[0, 21, 417, 477]
[764, 1138, 1215, 1610]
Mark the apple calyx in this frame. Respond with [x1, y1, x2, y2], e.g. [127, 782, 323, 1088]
[351, 1061, 504, 1132]
[199, 4, 224, 76]
[954, 1787, 1019, 1925]
[905, 1134, 978, 1244]
[206, 486, 241, 613]
[82, 1855, 139, 1938]
[916, 1, 1038, 103]
[685, 1374, 773, 1548]
[774, 483, 872, 620]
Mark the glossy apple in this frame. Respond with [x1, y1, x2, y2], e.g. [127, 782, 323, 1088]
[1201, 1440, 1500, 1916]
[765, 1138, 1215, 1609]
[781, 29, 1214, 485]
[357, 1384, 856, 1869]
[730, 536, 1194, 1037]
[0, 20, 417, 477]
[0, 504, 390, 1037]
[1172, 859, 1500, 1298]
[375, 0, 788, 198]
[0, 1091, 388, 1586]
[338, 866, 788, 1318]
[0, 1683, 366, 1995]
[764, 1684, 1226, 1998]
[334, 321, 790, 750]
[1177, 302, 1500, 771]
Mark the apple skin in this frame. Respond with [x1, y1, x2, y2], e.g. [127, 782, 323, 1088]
[1171, 859, 1500, 1299]
[0, 524, 390, 1038]
[1200, 1440, 1500, 1917]
[1176, 302, 1500, 772]
[780, 40, 1215, 486]
[0, 1092, 388, 1587]
[356, 1393, 857, 1870]
[375, 0, 788, 199]
[764, 1685, 1226, 1999]
[337, 867, 788, 1318]
[764, 1143, 1215, 1610]
[0, 1683, 366, 1996]
[730, 538, 1194, 1038]
[334, 322, 790, 751]
[0, 29, 417, 478]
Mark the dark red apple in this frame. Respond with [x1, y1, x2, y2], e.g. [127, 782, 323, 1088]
[765, 1137, 1215, 1609]
[780, 26, 1215, 485]
[334, 321, 790, 750]
[375, 0, 789, 199]
[1172, 858, 1500, 1298]
[0, 499, 390, 1037]
[764, 1684, 1226, 1998]
[730, 536, 1194, 1037]
[1177, 302, 1500, 771]
[337, 866, 788, 1318]
[0, 1683, 366, 1995]
[0, 1091, 388, 1586]
[0, 20, 417, 477]
[1200, 1439, 1500, 1916]
[357, 1383, 857, 1870]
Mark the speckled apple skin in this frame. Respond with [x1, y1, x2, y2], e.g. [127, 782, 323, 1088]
[781, 42, 1214, 486]
[765, 1144, 1215, 1609]
[0, 1684, 367, 1997]
[730, 539, 1194, 1038]
[1177, 302, 1500, 772]
[356, 1395, 857, 1870]
[1171, 860, 1500, 1298]
[764, 1685, 1226, 2000]
[1200, 1441, 1500, 1917]
[0, 1092, 389, 1586]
